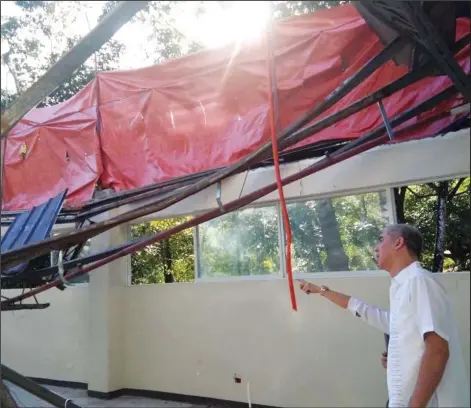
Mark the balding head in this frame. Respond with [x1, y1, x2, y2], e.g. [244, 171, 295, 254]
[384, 224, 423, 258]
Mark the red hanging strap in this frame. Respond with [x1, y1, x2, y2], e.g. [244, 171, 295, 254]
[266, 9, 298, 312]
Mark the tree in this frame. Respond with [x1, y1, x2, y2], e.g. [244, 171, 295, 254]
[98, 0, 204, 65]
[393, 178, 470, 272]
[198, 206, 280, 278]
[131, 218, 195, 284]
[1, 1, 124, 108]
[1, 89, 17, 112]
[316, 199, 350, 271]
[272, 1, 349, 19]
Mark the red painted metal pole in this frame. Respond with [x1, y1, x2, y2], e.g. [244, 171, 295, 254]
[266, 9, 297, 311]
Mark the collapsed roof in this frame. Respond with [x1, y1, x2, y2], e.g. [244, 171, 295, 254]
[2, 3, 469, 211]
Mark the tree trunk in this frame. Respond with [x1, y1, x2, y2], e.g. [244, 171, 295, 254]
[316, 199, 350, 271]
[360, 195, 368, 221]
[379, 191, 389, 224]
[162, 239, 174, 283]
[432, 181, 448, 272]
[393, 187, 407, 224]
[0, 381, 19, 408]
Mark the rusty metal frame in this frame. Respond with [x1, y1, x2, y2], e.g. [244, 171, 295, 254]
[357, 0, 471, 101]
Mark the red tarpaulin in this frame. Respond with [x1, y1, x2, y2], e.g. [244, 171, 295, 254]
[2, 4, 469, 210]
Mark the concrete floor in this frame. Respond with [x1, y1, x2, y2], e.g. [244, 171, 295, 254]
[6, 382, 215, 408]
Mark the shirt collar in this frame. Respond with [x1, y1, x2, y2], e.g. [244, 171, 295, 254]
[392, 261, 420, 285]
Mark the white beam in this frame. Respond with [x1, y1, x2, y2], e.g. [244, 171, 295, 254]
[122, 128, 469, 223]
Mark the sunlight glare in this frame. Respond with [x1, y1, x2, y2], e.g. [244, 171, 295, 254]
[177, 1, 270, 49]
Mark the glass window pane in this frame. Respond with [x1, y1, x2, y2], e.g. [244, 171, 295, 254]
[288, 191, 389, 273]
[131, 217, 195, 284]
[198, 206, 280, 278]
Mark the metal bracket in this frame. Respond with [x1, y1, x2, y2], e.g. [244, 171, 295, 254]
[1, 303, 50, 311]
[377, 100, 395, 140]
[57, 250, 74, 287]
[216, 181, 225, 212]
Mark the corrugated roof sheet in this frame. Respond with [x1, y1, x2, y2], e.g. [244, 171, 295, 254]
[1, 190, 67, 276]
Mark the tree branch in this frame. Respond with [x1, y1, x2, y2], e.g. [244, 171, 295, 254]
[2, 51, 22, 94]
[447, 178, 465, 200]
[427, 182, 439, 192]
[406, 187, 436, 199]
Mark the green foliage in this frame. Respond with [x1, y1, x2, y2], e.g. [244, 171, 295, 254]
[1, 1, 123, 108]
[289, 192, 387, 273]
[133, 1, 205, 63]
[400, 178, 470, 272]
[198, 206, 280, 277]
[131, 217, 195, 284]
[0, 89, 17, 112]
[197, 192, 387, 278]
[272, 1, 349, 19]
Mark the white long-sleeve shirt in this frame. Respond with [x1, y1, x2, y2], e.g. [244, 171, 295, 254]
[347, 262, 470, 407]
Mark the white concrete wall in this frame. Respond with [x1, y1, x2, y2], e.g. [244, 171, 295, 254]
[2, 273, 469, 407]
[122, 273, 470, 407]
[1, 287, 89, 383]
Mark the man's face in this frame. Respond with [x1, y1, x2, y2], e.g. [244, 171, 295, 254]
[374, 229, 402, 271]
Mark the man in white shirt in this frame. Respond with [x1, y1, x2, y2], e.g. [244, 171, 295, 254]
[298, 223, 470, 408]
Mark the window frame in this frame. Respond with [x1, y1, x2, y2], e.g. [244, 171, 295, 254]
[193, 187, 395, 281]
[124, 174, 470, 283]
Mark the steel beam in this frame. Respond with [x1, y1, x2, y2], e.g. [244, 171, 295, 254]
[1, 365, 82, 408]
[357, 0, 471, 101]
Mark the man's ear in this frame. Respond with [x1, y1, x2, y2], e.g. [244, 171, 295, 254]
[395, 236, 406, 250]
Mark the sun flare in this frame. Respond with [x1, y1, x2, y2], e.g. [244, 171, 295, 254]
[176, 1, 271, 49]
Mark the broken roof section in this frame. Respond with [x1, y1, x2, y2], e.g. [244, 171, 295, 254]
[2, 3, 470, 211]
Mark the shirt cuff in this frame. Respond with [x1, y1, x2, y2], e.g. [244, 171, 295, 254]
[347, 297, 363, 317]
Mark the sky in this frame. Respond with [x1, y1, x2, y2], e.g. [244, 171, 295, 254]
[1, 0, 270, 93]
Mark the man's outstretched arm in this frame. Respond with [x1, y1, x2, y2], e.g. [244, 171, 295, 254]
[298, 280, 390, 334]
